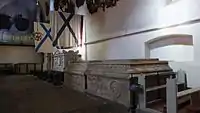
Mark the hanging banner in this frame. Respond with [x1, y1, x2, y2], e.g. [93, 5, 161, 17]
[34, 22, 55, 53]
[51, 11, 83, 48]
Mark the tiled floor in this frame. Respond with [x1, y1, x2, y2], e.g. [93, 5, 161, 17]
[0, 75, 127, 113]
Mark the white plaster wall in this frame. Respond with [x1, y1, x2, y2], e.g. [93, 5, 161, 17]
[150, 45, 194, 62]
[86, 0, 200, 43]
[169, 62, 200, 88]
[85, 0, 167, 42]
[85, 0, 200, 87]
[157, 0, 200, 28]
[85, 0, 200, 61]
[87, 19, 200, 87]
[0, 46, 42, 63]
[87, 23, 200, 60]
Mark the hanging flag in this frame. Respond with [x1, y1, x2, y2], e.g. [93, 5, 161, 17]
[51, 11, 83, 48]
[34, 22, 55, 53]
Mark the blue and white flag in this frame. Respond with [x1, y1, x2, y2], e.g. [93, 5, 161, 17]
[34, 22, 55, 53]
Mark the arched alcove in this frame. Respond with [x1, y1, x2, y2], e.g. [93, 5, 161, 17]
[145, 34, 193, 62]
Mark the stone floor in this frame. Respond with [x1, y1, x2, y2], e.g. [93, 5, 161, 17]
[0, 75, 127, 113]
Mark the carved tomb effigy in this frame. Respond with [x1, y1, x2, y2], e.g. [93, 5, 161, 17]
[65, 59, 174, 108]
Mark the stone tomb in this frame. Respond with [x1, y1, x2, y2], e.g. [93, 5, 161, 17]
[64, 59, 174, 108]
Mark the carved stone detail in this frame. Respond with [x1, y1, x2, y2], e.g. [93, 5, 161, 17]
[109, 80, 121, 99]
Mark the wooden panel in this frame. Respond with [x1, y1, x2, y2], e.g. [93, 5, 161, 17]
[28, 64, 35, 73]
[19, 64, 26, 74]
[177, 88, 200, 98]
[36, 64, 42, 71]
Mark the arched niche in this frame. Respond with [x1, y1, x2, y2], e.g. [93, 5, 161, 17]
[145, 34, 193, 62]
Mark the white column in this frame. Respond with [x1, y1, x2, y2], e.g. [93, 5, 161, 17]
[166, 78, 177, 113]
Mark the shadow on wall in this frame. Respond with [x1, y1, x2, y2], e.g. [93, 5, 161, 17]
[87, 42, 110, 60]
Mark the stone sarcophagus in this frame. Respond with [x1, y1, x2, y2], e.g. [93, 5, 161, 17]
[65, 59, 174, 107]
[64, 62, 87, 92]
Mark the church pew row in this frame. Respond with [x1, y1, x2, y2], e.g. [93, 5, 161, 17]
[0, 63, 43, 75]
[177, 87, 200, 112]
[0, 63, 13, 75]
[14, 63, 43, 75]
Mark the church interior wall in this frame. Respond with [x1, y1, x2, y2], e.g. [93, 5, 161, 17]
[85, 0, 200, 87]
[0, 46, 42, 63]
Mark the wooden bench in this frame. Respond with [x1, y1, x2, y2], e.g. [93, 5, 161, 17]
[177, 88, 200, 113]
[177, 87, 200, 98]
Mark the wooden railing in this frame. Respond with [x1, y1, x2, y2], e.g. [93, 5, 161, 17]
[14, 63, 43, 74]
[0, 63, 14, 75]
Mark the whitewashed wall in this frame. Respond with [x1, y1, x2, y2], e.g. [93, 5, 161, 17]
[87, 22, 200, 87]
[150, 45, 193, 62]
[0, 46, 42, 63]
[157, 0, 200, 28]
[86, 0, 200, 59]
[85, 0, 200, 87]
[87, 22, 199, 60]
[85, 0, 167, 42]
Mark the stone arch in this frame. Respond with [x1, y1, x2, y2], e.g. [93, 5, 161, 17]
[145, 34, 193, 61]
